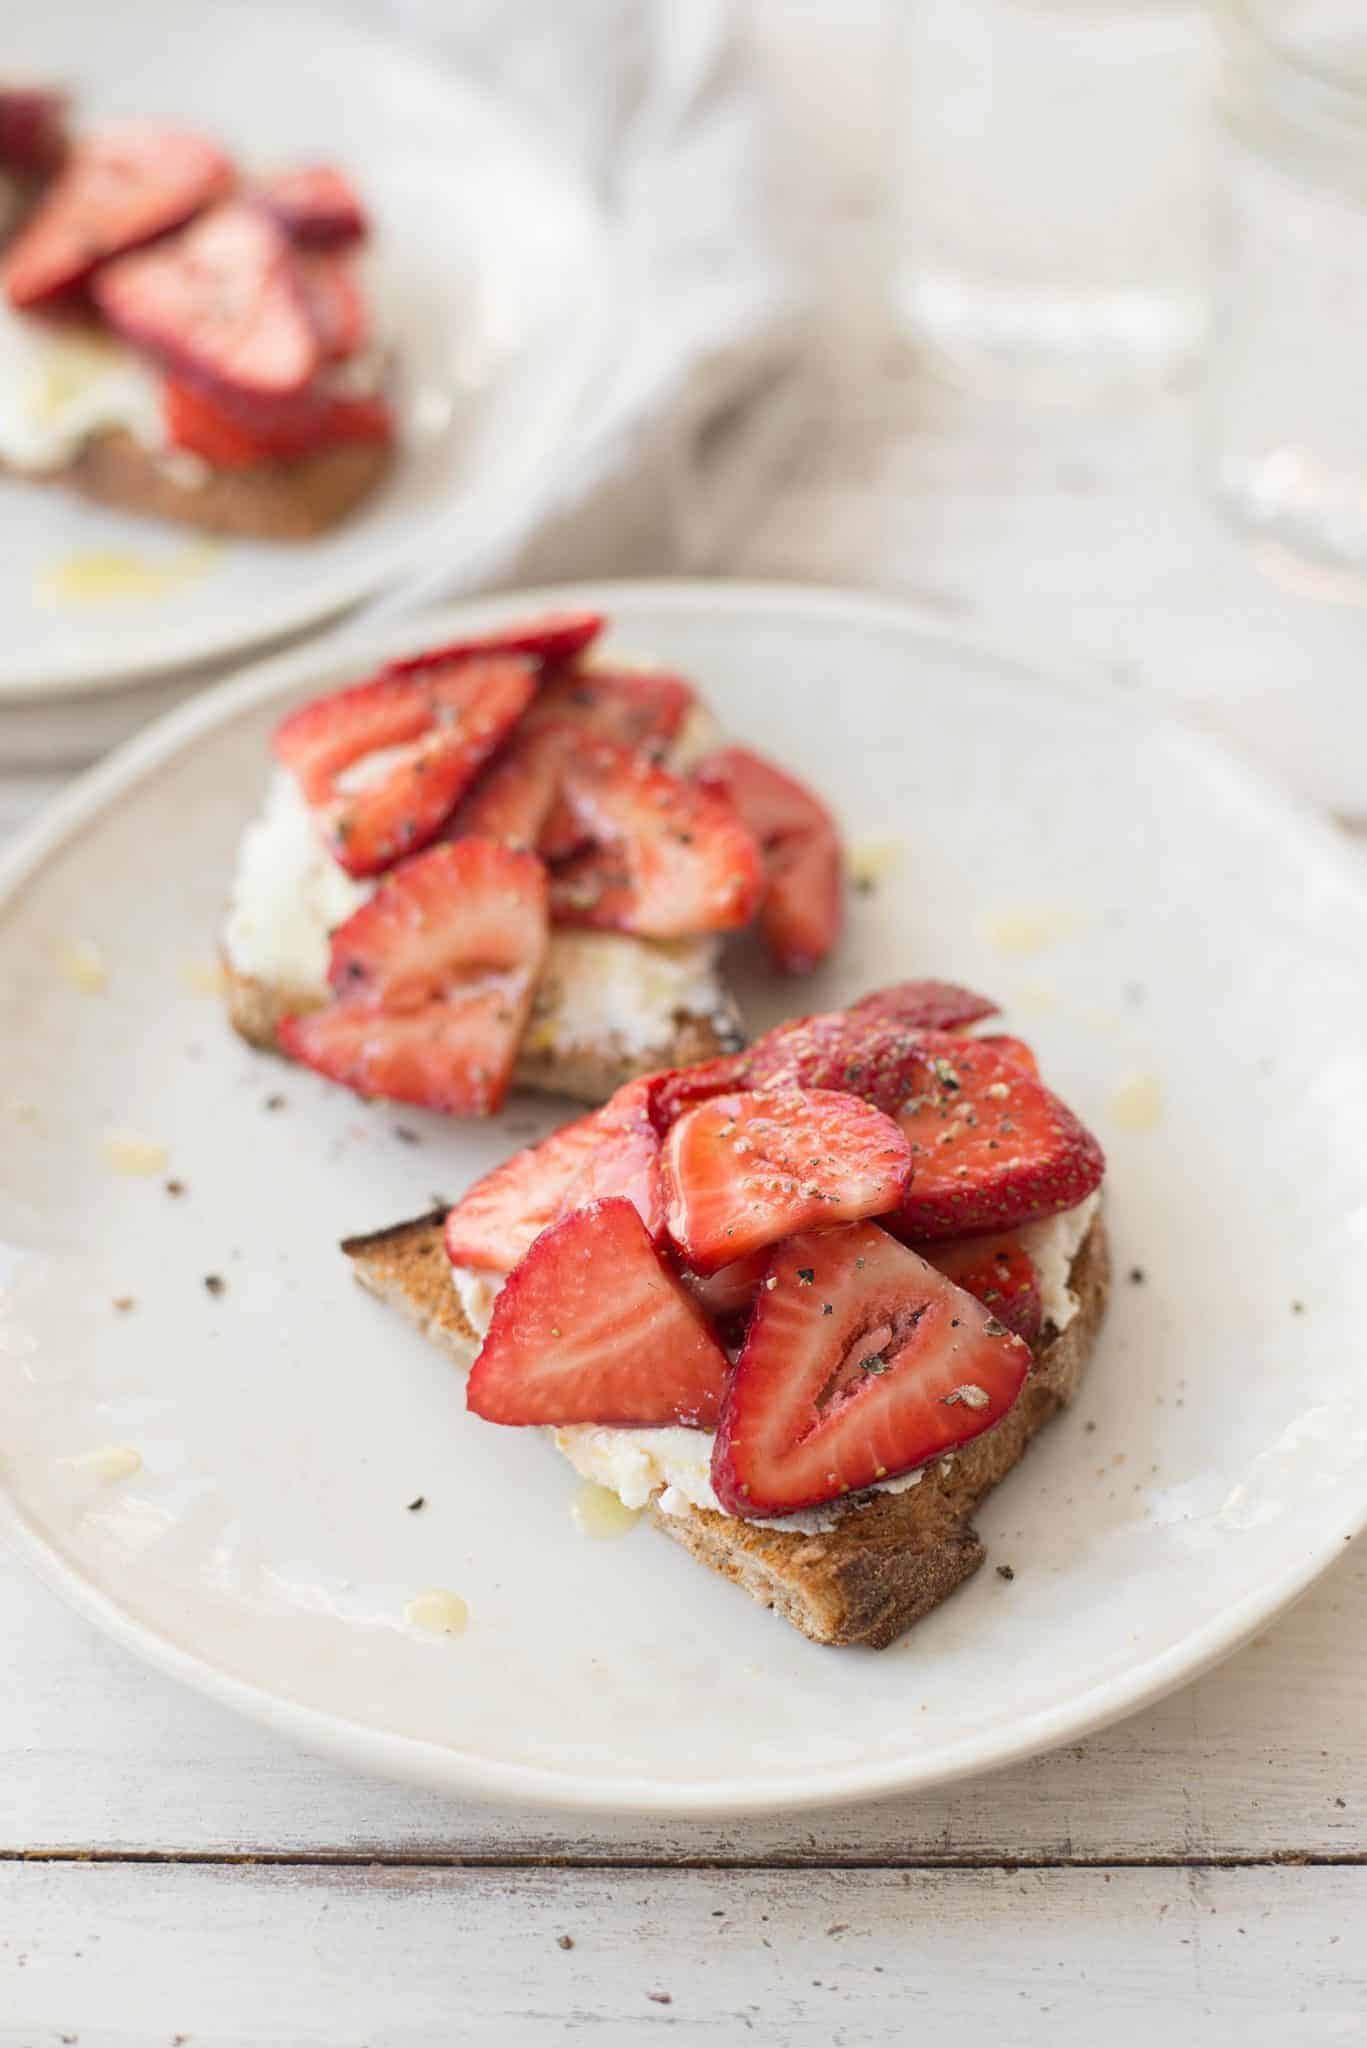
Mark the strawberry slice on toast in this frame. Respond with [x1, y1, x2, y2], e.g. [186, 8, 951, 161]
[163, 378, 390, 469]
[3, 122, 232, 308]
[261, 163, 367, 249]
[467, 1198, 731, 1428]
[280, 839, 548, 1115]
[922, 1233, 1042, 1344]
[274, 653, 539, 877]
[695, 747, 844, 975]
[710, 1221, 1033, 1518]
[533, 667, 696, 756]
[662, 1086, 911, 1272]
[384, 611, 605, 682]
[851, 980, 999, 1031]
[297, 252, 369, 360]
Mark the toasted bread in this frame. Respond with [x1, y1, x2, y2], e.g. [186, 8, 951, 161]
[10, 426, 391, 539]
[340, 1208, 1110, 1649]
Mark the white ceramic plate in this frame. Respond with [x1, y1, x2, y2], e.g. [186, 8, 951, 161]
[3, 581, 1366, 1816]
[0, 1, 606, 699]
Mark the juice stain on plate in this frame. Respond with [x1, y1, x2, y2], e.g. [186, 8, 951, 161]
[1110, 1071, 1163, 1131]
[67, 1444, 142, 1483]
[180, 957, 227, 997]
[100, 1128, 169, 1176]
[39, 541, 221, 608]
[55, 939, 106, 992]
[984, 908, 1080, 956]
[571, 1481, 642, 1539]
[404, 1589, 470, 1636]
[850, 841, 902, 893]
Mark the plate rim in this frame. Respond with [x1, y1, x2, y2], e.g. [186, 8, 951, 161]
[0, 0, 610, 703]
[3, 574, 1365, 1817]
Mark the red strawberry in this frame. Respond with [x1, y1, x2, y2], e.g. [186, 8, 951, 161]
[279, 839, 547, 1115]
[663, 1086, 912, 1274]
[274, 654, 538, 877]
[0, 87, 68, 177]
[162, 377, 391, 468]
[444, 1075, 666, 1273]
[549, 739, 764, 939]
[261, 164, 367, 248]
[448, 719, 578, 852]
[533, 666, 695, 755]
[384, 611, 604, 682]
[466, 1198, 731, 1428]
[852, 980, 999, 1032]
[710, 1221, 1032, 1518]
[742, 1007, 933, 1115]
[889, 1032, 1104, 1239]
[297, 252, 368, 358]
[3, 123, 231, 308]
[922, 1234, 1042, 1345]
[93, 201, 319, 401]
[694, 747, 844, 974]
[646, 1051, 755, 1131]
[976, 1033, 1039, 1077]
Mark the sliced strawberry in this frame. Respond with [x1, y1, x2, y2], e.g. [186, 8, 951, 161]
[444, 1077, 664, 1272]
[279, 839, 547, 1115]
[742, 1007, 933, 1116]
[385, 611, 604, 682]
[0, 87, 68, 176]
[663, 1086, 912, 1274]
[162, 376, 391, 468]
[261, 163, 367, 248]
[852, 981, 999, 1032]
[976, 1033, 1039, 1077]
[467, 1198, 731, 1428]
[646, 1051, 755, 1132]
[448, 720, 577, 852]
[694, 748, 843, 975]
[680, 1249, 770, 1325]
[549, 739, 764, 939]
[889, 1031, 1104, 1239]
[274, 654, 538, 877]
[922, 1234, 1042, 1345]
[3, 122, 231, 308]
[297, 251, 368, 358]
[533, 667, 695, 756]
[711, 1221, 1032, 1518]
[93, 200, 319, 400]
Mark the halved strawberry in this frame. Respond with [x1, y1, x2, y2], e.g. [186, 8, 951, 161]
[922, 1234, 1042, 1344]
[549, 739, 764, 939]
[297, 252, 368, 359]
[741, 1007, 933, 1115]
[384, 611, 604, 682]
[852, 981, 999, 1032]
[976, 1033, 1039, 1077]
[448, 720, 578, 852]
[3, 123, 232, 308]
[890, 1031, 1104, 1239]
[279, 839, 547, 1115]
[533, 667, 695, 756]
[0, 87, 68, 176]
[163, 377, 391, 469]
[93, 200, 319, 400]
[274, 654, 538, 877]
[710, 1221, 1032, 1518]
[466, 1198, 731, 1428]
[694, 748, 843, 975]
[663, 1086, 912, 1274]
[261, 164, 367, 248]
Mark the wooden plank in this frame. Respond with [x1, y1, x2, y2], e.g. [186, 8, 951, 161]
[2, 1545, 1363, 1863]
[2, 1861, 1362, 2045]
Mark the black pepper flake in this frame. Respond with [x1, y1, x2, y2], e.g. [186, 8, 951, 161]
[164, 1178, 186, 1198]
[406, 1496, 426, 1512]
[822, 1303, 834, 1316]
[204, 1274, 226, 1297]
[647, 1993, 672, 2006]
[1292, 1300, 1305, 1315]
[557, 1935, 574, 1951]
[982, 1316, 1007, 1338]
[796, 1266, 815, 1285]
[1128, 1266, 1146, 1285]
[394, 1127, 421, 1146]
[996, 1564, 1015, 1582]
[264, 1094, 286, 1112]
[1084, 1420, 1097, 1433]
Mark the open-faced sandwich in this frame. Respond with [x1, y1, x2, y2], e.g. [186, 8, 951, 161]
[342, 981, 1109, 1648]
[0, 90, 392, 538]
[223, 606, 845, 1109]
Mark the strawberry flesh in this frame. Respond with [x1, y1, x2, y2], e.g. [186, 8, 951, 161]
[0, 87, 68, 176]
[448, 719, 579, 852]
[711, 1221, 1032, 1518]
[975, 1033, 1039, 1077]
[92, 200, 319, 401]
[921, 1234, 1042, 1344]
[384, 611, 604, 681]
[852, 980, 999, 1032]
[695, 747, 844, 974]
[3, 122, 232, 308]
[261, 163, 367, 248]
[549, 738, 764, 939]
[663, 1086, 912, 1274]
[163, 376, 390, 468]
[274, 654, 538, 877]
[279, 839, 547, 1115]
[533, 667, 695, 756]
[297, 251, 369, 359]
[889, 1031, 1105, 1239]
[467, 1197, 731, 1428]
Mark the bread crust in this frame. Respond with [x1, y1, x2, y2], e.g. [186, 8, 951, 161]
[224, 957, 745, 1107]
[340, 1208, 1110, 1649]
[8, 426, 391, 539]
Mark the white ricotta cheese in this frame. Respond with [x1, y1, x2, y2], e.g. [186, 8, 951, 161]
[0, 304, 166, 472]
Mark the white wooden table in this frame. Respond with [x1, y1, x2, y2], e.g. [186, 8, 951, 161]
[3, 10, 1366, 2041]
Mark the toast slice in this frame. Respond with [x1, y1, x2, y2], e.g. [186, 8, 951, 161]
[8, 426, 391, 540]
[340, 1206, 1110, 1649]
